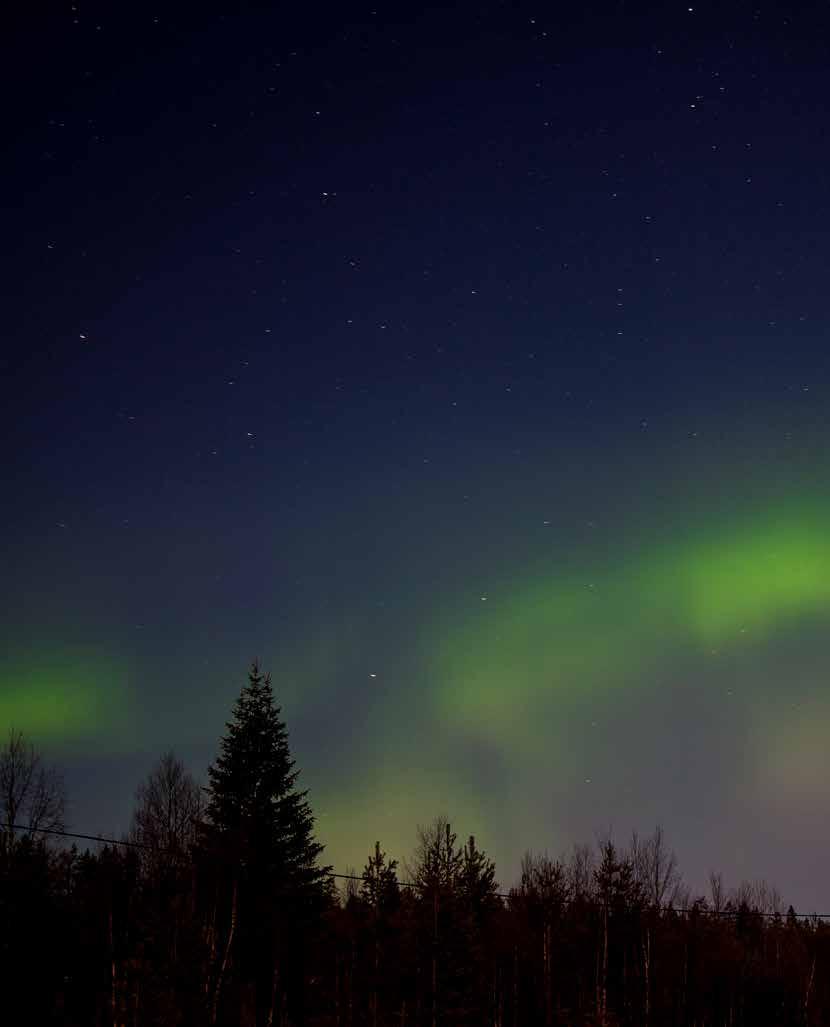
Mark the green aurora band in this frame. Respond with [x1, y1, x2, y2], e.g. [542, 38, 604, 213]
[0, 651, 130, 749]
[426, 500, 830, 744]
[313, 498, 830, 870]
[5, 498, 830, 873]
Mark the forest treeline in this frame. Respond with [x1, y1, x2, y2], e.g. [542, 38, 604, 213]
[2, 662, 829, 1027]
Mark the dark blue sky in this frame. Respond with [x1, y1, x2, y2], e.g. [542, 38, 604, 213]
[5, 1, 830, 908]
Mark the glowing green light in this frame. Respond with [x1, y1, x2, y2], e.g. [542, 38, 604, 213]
[669, 506, 830, 642]
[427, 500, 830, 739]
[0, 651, 129, 747]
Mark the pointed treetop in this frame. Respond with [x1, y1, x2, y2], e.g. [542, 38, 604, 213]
[361, 840, 400, 913]
[204, 661, 328, 892]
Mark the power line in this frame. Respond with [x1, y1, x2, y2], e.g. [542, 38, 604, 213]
[4, 820, 827, 921]
[3, 820, 409, 887]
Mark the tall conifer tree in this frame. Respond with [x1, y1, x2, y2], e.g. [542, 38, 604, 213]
[205, 661, 325, 881]
[203, 661, 329, 1026]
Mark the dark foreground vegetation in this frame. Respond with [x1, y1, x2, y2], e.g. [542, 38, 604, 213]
[2, 663, 828, 1026]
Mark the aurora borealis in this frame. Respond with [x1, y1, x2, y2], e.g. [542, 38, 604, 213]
[6, 2, 830, 908]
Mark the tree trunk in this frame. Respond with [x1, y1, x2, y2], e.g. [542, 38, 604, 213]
[348, 939, 355, 1027]
[642, 925, 650, 1027]
[432, 890, 439, 1027]
[415, 958, 421, 1027]
[109, 900, 118, 1027]
[805, 953, 816, 1021]
[265, 962, 280, 1027]
[597, 904, 608, 1027]
[334, 953, 341, 1027]
[211, 877, 238, 1026]
[372, 931, 379, 1027]
[512, 945, 519, 1027]
[204, 903, 217, 1000]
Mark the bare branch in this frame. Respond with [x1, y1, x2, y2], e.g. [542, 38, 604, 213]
[130, 750, 202, 875]
[0, 729, 66, 851]
[631, 824, 681, 908]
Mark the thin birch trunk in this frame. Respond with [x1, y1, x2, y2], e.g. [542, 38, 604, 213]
[109, 900, 117, 1027]
[598, 904, 608, 1027]
[805, 953, 816, 1021]
[334, 953, 341, 1027]
[512, 944, 519, 1027]
[211, 877, 238, 1026]
[431, 890, 438, 1027]
[642, 925, 650, 1027]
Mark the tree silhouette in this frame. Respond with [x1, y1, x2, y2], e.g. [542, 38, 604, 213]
[361, 840, 399, 915]
[130, 749, 202, 875]
[361, 842, 401, 1027]
[512, 852, 570, 1027]
[2, 681, 830, 1026]
[202, 660, 329, 1026]
[594, 839, 644, 1025]
[0, 728, 65, 854]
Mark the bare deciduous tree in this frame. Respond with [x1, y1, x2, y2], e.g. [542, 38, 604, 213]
[631, 824, 681, 908]
[342, 864, 360, 904]
[629, 827, 681, 1027]
[0, 728, 66, 851]
[130, 750, 202, 873]
[731, 878, 783, 915]
[567, 842, 595, 901]
[709, 870, 725, 914]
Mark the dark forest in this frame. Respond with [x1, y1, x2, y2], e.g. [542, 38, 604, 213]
[1, 664, 827, 1027]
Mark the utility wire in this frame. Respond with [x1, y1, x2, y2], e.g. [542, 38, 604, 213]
[4, 820, 827, 921]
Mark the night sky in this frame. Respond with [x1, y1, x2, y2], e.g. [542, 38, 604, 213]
[5, 1, 830, 908]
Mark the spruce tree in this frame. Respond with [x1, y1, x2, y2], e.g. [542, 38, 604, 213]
[361, 843, 401, 1027]
[361, 840, 400, 915]
[203, 660, 330, 1026]
[205, 661, 328, 881]
[459, 835, 498, 918]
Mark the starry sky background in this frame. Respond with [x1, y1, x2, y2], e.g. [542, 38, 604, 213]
[5, 1, 830, 908]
